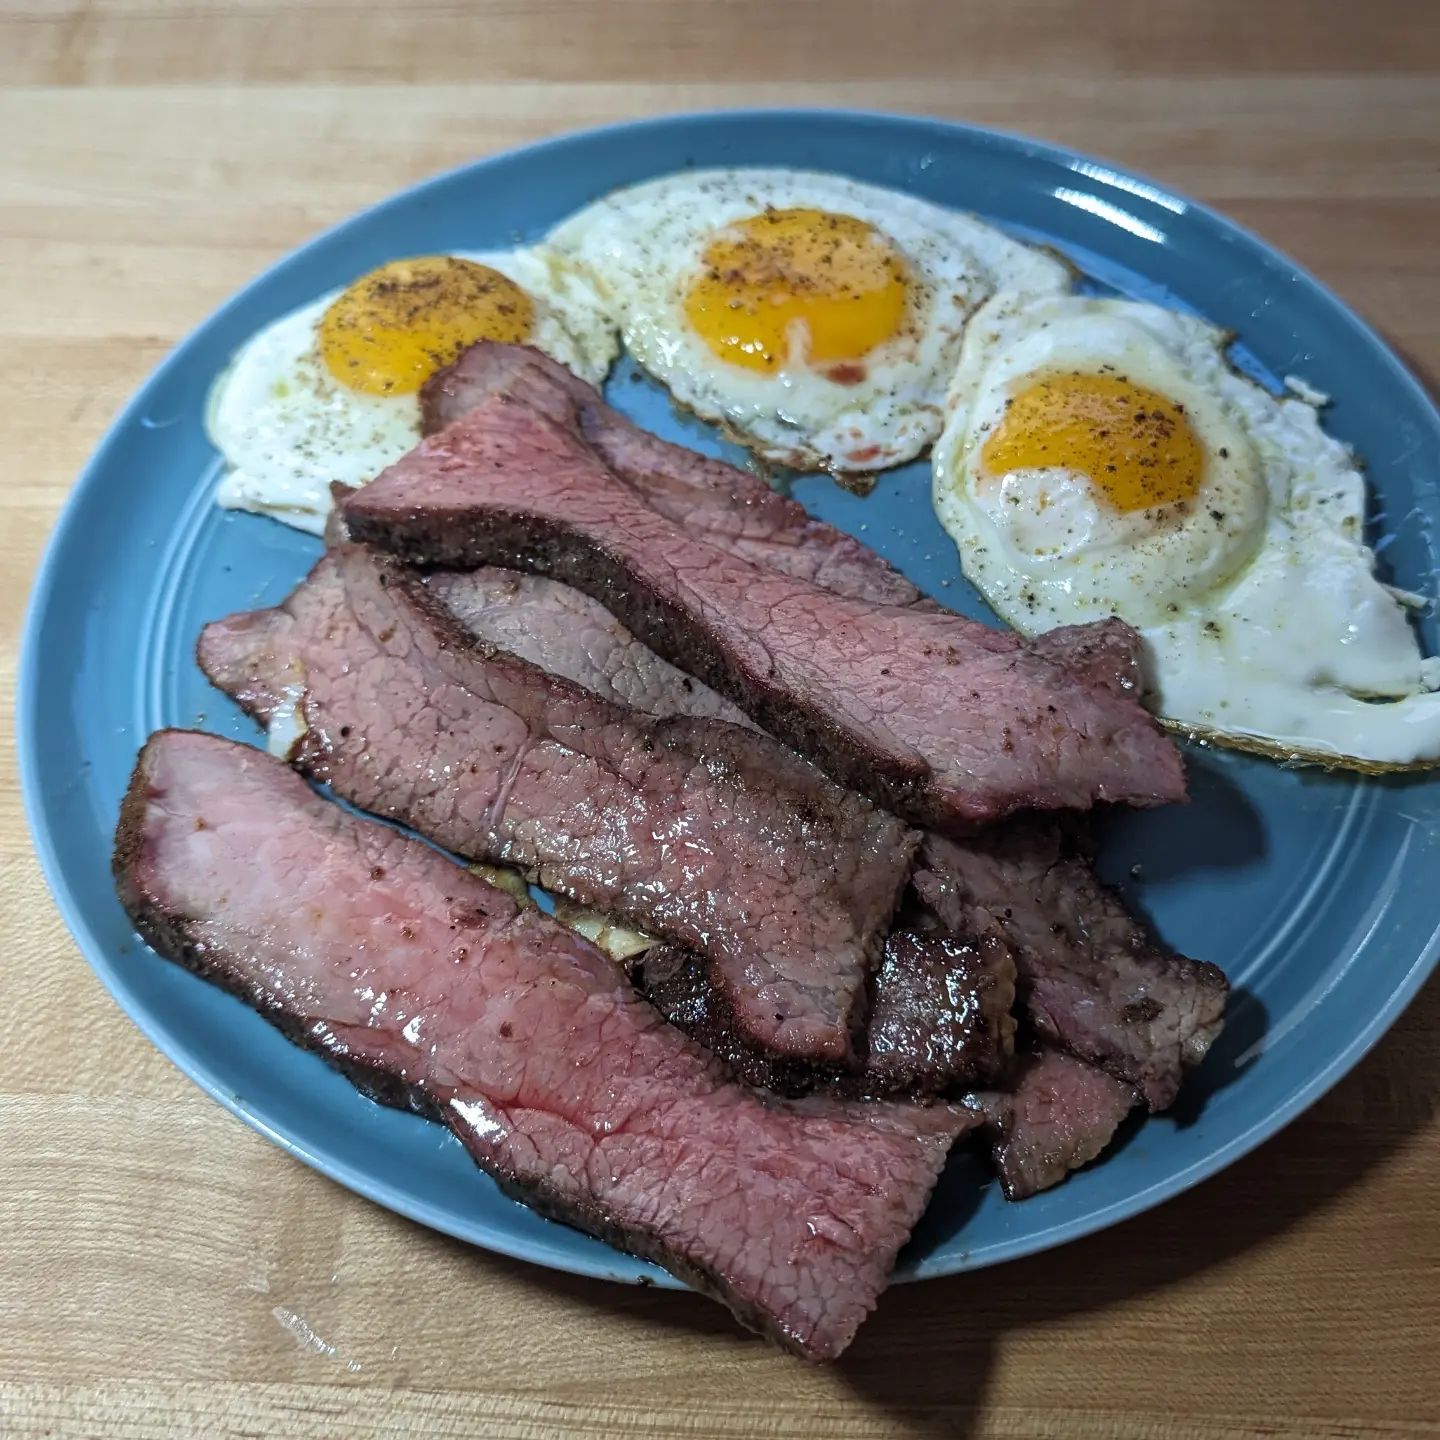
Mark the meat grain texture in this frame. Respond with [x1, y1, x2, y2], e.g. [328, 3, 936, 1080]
[345, 389, 1187, 831]
[967, 1048, 1139, 1199]
[113, 730, 973, 1360]
[636, 931, 1017, 1098]
[198, 544, 916, 1065]
[420, 510, 1223, 1132]
[915, 827, 1228, 1110]
[423, 342, 930, 607]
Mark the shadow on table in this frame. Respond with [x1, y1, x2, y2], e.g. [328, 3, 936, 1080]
[834, 971, 1439, 1438]
[412, 965, 1436, 1437]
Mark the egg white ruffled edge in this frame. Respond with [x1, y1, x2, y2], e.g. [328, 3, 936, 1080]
[551, 170, 1079, 483]
[931, 305, 1440, 774]
[206, 246, 623, 530]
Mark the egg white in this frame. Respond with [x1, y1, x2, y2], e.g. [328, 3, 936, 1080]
[549, 169, 1071, 476]
[208, 248, 618, 535]
[933, 293, 1440, 769]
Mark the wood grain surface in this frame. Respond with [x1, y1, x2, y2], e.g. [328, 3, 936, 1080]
[3, 3, 1438, 1436]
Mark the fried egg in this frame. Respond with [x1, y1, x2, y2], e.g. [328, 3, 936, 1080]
[933, 293, 1440, 770]
[548, 169, 1070, 475]
[208, 250, 617, 533]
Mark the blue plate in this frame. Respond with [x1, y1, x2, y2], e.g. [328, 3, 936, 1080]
[20, 111, 1440, 1289]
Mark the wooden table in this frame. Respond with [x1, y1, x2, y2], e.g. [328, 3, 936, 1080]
[3, 4, 1438, 1436]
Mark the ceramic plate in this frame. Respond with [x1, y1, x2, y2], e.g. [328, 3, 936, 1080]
[20, 111, 1440, 1287]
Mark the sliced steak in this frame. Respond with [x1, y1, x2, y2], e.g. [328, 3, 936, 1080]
[422, 337, 595, 434]
[423, 345, 1167, 713]
[423, 518, 1215, 1111]
[415, 348, 1219, 1119]
[1027, 618, 1151, 702]
[429, 566, 1149, 747]
[966, 1047, 1139, 1200]
[422, 345, 1163, 699]
[426, 567, 751, 726]
[422, 548, 1215, 1113]
[864, 933, 1016, 1096]
[637, 931, 1016, 1098]
[113, 730, 973, 1359]
[344, 394, 1187, 831]
[198, 545, 917, 1066]
[914, 825, 1228, 1111]
[422, 342, 928, 607]
[430, 564, 1017, 1096]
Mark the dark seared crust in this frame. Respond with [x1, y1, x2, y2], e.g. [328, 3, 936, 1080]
[112, 732, 440, 1120]
[198, 546, 918, 1067]
[424, 344, 927, 607]
[110, 734, 958, 1360]
[635, 933, 1016, 1100]
[865, 931, 1016, 1095]
[115, 870, 813, 1352]
[964, 1045, 1139, 1201]
[915, 824, 1229, 1111]
[345, 488, 956, 823]
[345, 385, 1186, 829]
[110, 738, 155, 903]
[635, 946, 841, 1097]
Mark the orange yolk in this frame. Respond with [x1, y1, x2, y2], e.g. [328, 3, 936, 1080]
[319, 256, 534, 395]
[683, 208, 909, 374]
[981, 371, 1205, 512]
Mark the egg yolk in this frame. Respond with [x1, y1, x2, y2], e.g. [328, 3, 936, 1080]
[319, 257, 534, 395]
[683, 208, 909, 374]
[981, 371, 1205, 512]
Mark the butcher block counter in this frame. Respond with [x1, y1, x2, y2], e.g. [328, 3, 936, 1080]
[1, 3, 1437, 1436]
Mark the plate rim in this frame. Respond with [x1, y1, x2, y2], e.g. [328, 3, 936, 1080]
[18, 106, 1440, 1289]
